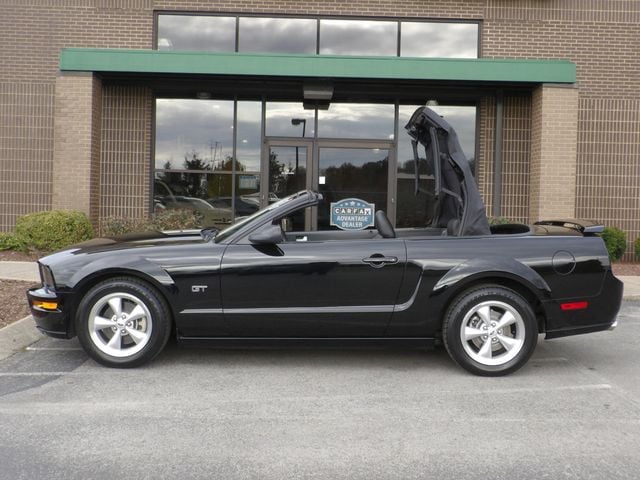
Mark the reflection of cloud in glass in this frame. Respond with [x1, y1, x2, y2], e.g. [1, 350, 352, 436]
[239, 17, 317, 54]
[320, 20, 397, 56]
[265, 102, 315, 137]
[236, 101, 262, 172]
[401, 22, 478, 58]
[318, 104, 395, 139]
[157, 15, 236, 51]
[398, 105, 476, 165]
[155, 99, 234, 169]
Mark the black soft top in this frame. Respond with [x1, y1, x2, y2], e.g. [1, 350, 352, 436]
[405, 107, 490, 236]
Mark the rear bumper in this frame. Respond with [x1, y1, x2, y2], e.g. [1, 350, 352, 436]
[26, 287, 74, 339]
[544, 270, 623, 339]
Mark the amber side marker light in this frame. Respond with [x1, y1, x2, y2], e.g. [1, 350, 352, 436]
[33, 300, 58, 310]
[560, 301, 589, 311]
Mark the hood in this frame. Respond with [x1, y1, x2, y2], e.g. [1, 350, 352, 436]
[405, 107, 490, 236]
[46, 230, 206, 258]
[38, 229, 221, 289]
[39, 229, 209, 270]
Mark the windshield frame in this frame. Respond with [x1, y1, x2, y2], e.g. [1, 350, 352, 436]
[213, 191, 315, 244]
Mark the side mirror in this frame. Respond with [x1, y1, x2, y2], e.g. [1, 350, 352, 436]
[248, 224, 283, 245]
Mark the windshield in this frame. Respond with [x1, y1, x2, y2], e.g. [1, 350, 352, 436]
[213, 191, 311, 243]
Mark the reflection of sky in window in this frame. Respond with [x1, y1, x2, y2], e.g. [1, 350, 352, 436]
[398, 105, 476, 168]
[155, 99, 234, 169]
[320, 148, 389, 170]
[236, 101, 262, 172]
[400, 23, 478, 58]
[265, 102, 315, 137]
[239, 17, 317, 54]
[320, 20, 397, 56]
[318, 103, 395, 139]
[157, 15, 236, 51]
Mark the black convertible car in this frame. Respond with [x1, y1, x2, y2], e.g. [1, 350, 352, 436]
[28, 107, 622, 376]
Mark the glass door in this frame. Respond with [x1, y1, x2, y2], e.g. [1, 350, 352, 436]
[263, 138, 396, 230]
[314, 141, 394, 230]
[263, 138, 314, 230]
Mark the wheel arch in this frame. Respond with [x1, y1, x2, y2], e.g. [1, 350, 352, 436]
[66, 268, 177, 337]
[435, 272, 549, 334]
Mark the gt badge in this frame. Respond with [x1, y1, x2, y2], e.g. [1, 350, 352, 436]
[191, 285, 208, 293]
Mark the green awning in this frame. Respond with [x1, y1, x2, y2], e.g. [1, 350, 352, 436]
[60, 48, 576, 84]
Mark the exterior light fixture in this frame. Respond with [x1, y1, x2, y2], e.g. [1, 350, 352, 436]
[303, 83, 333, 100]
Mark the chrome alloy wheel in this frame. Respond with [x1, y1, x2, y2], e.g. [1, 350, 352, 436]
[459, 300, 525, 366]
[87, 292, 153, 358]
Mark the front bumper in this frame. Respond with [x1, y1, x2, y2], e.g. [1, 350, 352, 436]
[26, 287, 73, 339]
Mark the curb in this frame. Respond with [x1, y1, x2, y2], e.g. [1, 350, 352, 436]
[0, 315, 43, 361]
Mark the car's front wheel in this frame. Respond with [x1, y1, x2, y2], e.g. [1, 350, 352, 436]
[443, 285, 538, 376]
[75, 278, 172, 368]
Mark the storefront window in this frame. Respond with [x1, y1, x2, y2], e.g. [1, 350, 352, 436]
[400, 22, 478, 58]
[156, 15, 236, 52]
[239, 17, 317, 54]
[156, 14, 479, 60]
[155, 99, 235, 228]
[319, 19, 397, 56]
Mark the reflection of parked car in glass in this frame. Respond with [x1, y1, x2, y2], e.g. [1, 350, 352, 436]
[154, 180, 231, 226]
[240, 192, 279, 207]
[207, 197, 259, 218]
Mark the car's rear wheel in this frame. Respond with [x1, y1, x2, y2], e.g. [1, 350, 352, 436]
[442, 285, 538, 376]
[75, 278, 172, 368]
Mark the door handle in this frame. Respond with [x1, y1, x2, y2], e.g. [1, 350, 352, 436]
[362, 254, 399, 268]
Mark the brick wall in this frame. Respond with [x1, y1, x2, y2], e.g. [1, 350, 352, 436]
[529, 84, 579, 222]
[100, 85, 153, 222]
[0, 82, 54, 231]
[52, 74, 102, 220]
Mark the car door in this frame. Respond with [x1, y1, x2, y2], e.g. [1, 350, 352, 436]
[219, 237, 407, 337]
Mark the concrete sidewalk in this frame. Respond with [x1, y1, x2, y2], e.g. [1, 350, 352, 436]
[0, 261, 39, 282]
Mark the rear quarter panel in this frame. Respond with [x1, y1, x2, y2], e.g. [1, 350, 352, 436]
[387, 234, 611, 337]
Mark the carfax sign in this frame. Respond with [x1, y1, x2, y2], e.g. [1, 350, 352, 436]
[330, 198, 375, 230]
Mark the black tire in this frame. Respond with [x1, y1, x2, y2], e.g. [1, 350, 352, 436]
[75, 277, 172, 368]
[442, 284, 538, 376]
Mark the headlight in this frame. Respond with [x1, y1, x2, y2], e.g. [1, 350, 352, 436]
[39, 263, 56, 288]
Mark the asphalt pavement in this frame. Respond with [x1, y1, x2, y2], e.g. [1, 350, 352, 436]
[0, 303, 638, 479]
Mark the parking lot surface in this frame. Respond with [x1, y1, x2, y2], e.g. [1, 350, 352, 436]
[1, 302, 639, 480]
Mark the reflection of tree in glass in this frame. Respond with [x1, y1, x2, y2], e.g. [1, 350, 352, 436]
[269, 151, 306, 197]
[182, 151, 211, 197]
[322, 158, 388, 205]
[214, 156, 246, 172]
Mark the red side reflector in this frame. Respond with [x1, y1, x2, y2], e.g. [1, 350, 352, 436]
[561, 301, 588, 311]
